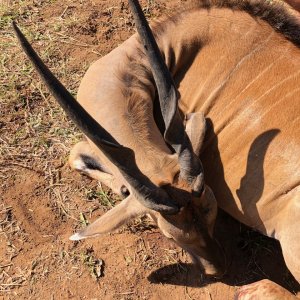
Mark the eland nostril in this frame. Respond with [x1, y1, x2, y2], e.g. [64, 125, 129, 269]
[120, 185, 130, 197]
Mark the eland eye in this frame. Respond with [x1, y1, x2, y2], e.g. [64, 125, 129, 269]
[202, 207, 210, 215]
[120, 185, 130, 197]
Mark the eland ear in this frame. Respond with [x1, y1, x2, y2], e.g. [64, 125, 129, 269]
[185, 112, 206, 156]
[70, 195, 149, 241]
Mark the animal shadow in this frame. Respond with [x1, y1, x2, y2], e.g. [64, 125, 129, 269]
[148, 121, 299, 294]
[148, 210, 300, 294]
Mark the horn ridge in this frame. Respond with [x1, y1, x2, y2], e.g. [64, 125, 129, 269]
[128, 0, 204, 191]
[128, 0, 177, 131]
[13, 21, 178, 214]
[12, 21, 119, 150]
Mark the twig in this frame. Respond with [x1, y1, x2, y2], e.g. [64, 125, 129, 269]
[185, 286, 193, 300]
[205, 287, 213, 300]
[0, 283, 24, 287]
[0, 162, 44, 175]
[60, 5, 70, 18]
[53, 188, 78, 221]
[30, 82, 51, 105]
[53, 32, 95, 47]
[0, 263, 13, 268]
[115, 291, 135, 295]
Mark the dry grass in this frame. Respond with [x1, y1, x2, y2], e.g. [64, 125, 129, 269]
[1, 0, 102, 296]
[0, 1, 175, 298]
[1, 0, 298, 299]
[0, 204, 27, 292]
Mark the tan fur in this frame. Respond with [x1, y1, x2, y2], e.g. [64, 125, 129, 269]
[125, 92, 155, 152]
[235, 279, 297, 299]
[285, 0, 300, 12]
[69, 0, 300, 295]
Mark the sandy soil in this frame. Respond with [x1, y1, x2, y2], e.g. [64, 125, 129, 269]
[1, 0, 299, 299]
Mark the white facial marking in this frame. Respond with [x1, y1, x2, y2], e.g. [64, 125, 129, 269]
[73, 159, 86, 171]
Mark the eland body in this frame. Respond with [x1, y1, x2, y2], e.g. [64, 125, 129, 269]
[14, 0, 300, 298]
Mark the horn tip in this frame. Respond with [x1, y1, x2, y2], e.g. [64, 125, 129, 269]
[12, 20, 21, 37]
[12, 20, 18, 30]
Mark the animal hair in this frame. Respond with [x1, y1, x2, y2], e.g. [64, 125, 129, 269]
[124, 90, 154, 149]
[118, 48, 161, 154]
[119, 0, 300, 154]
[123, 90, 178, 173]
[121, 0, 300, 101]
[153, 0, 300, 47]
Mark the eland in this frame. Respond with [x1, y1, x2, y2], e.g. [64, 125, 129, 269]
[14, 0, 300, 298]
